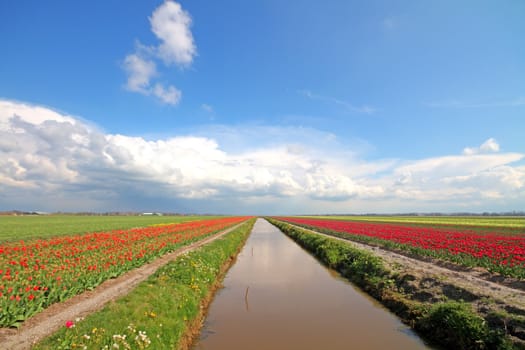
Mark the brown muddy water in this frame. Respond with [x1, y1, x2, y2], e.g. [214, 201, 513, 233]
[192, 219, 432, 350]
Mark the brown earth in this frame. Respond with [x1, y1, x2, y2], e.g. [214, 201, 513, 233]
[0, 223, 245, 350]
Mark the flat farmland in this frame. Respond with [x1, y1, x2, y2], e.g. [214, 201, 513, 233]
[0, 216, 248, 327]
[2, 215, 525, 349]
[301, 215, 525, 230]
[0, 215, 218, 241]
[279, 216, 525, 278]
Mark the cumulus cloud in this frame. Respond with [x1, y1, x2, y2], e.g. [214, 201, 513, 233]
[122, 1, 196, 105]
[1, 99, 524, 213]
[122, 54, 181, 105]
[123, 54, 157, 93]
[150, 0, 196, 66]
[382, 139, 524, 208]
[0, 100, 376, 209]
[152, 83, 181, 105]
[463, 138, 500, 155]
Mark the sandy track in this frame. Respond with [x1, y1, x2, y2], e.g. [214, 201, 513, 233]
[294, 224, 525, 308]
[0, 223, 245, 350]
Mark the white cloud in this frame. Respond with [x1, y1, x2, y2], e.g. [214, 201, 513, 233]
[150, 0, 196, 66]
[123, 54, 157, 93]
[152, 83, 181, 105]
[480, 138, 500, 153]
[121, 1, 196, 105]
[0, 99, 77, 129]
[122, 55, 181, 105]
[463, 138, 500, 155]
[1, 100, 524, 214]
[386, 144, 523, 204]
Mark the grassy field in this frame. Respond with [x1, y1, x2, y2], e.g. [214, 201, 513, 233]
[300, 215, 525, 229]
[0, 215, 217, 241]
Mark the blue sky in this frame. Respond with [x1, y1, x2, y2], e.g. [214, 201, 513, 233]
[0, 0, 524, 214]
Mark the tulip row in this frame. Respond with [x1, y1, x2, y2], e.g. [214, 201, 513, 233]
[0, 216, 247, 327]
[275, 217, 525, 279]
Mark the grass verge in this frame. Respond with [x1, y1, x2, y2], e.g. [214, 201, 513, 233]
[33, 218, 255, 350]
[268, 218, 522, 350]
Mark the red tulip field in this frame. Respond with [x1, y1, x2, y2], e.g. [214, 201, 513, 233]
[275, 216, 525, 279]
[0, 216, 246, 327]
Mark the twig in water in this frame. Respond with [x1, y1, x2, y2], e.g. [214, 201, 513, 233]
[244, 286, 250, 312]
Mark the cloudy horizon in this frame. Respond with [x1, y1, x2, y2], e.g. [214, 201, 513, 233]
[1, 99, 523, 215]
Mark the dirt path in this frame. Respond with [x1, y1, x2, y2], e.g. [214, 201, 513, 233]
[0, 223, 246, 350]
[294, 224, 525, 309]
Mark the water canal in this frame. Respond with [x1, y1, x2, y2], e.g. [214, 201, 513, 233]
[193, 219, 431, 349]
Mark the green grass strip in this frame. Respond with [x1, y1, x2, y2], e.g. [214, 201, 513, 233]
[34, 218, 255, 350]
